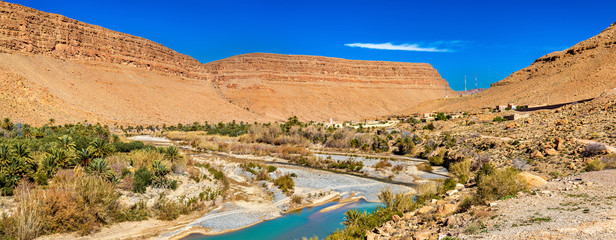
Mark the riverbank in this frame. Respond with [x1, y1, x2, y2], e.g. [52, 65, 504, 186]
[162, 153, 414, 239]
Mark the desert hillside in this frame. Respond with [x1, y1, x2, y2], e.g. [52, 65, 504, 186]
[406, 22, 616, 114]
[0, 1, 454, 125]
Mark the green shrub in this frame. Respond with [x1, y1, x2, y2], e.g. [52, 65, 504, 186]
[585, 159, 605, 171]
[492, 116, 507, 122]
[132, 167, 152, 193]
[442, 178, 457, 192]
[267, 165, 277, 173]
[273, 174, 295, 196]
[449, 159, 471, 183]
[112, 141, 145, 153]
[428, 156, 444, 166]
[476, 167, 528, 201]
[423, 123, 435, 131]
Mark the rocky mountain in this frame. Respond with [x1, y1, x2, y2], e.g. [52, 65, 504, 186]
[406, 22, 616, 114]
[0, 1, 453, 125]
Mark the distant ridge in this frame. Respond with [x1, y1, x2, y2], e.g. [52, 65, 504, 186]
[0, 1, 453, 124]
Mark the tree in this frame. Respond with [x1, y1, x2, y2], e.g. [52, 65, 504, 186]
[86, 158, 116, 182]
[1, 118, 14, 131]
[392, 137, 414, 155]
[88, 138, 114, 158]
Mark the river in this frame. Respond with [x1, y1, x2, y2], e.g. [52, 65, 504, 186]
[182, 199, 380, 240]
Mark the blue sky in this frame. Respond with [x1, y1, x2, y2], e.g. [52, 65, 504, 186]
[7, 0, 616, 90]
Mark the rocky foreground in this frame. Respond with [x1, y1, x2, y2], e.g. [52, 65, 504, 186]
[370, 170, 616, 240]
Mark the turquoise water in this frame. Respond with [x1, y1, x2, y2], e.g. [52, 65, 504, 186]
[183, 200, 380, 240]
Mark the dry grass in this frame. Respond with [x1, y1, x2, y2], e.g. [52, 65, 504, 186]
[14, 180, 44, 240]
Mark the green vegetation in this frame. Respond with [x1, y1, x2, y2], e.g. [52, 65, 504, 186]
[492, 116, 507, 122]
[0, 118, 220, 240]
[585, 159, 605, 171]
[428, 156, 444, 166]
[476, 165, 528, 201]
[273, 174, 295, 196]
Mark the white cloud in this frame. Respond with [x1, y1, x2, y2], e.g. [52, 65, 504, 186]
[344, 42, 451, 52]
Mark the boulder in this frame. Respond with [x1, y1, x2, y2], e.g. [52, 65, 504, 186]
[545, 148, 559, 156]
[416, 206, 435, 215]
[506, 121, 520, 129]
[436, 203, 458, 216]
[531, 150, 544, 159]
[518, 171, 547, 187]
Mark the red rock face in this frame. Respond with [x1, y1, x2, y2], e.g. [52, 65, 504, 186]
[0, 1, 455, 124]
[0, 1, 206, 79]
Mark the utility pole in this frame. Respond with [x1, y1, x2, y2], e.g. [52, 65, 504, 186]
[475, 74, 478, 89]
[464, 75, 467, 91]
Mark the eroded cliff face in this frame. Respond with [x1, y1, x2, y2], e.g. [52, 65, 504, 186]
[0, 1, 454, 124]
[205, 53, 454, 121]
[0, 1, 206, 79]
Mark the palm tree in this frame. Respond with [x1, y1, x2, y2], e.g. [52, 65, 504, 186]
[76, 148, 93, 166]
[46, 147, 73, 168]
[12, 142, 30, 159]
[88, 138, 114, 158]
[86, 158, 116, 182]
[41, 154, 59, 177]
[57, 135, 76, 152]
[343, 209, 364, 226]
[164, 146, 182, 162]
[0, 118, 13, 131]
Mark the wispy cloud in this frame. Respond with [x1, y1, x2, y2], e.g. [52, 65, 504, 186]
[344, 41, 463, 52]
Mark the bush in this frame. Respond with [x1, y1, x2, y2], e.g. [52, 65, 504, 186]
[115, 201, 149, 222]
[132, 167, 152, 193]
[428, 156, 444, 166]
[43, 169, 120, 235]
[374, 160, 392, 171]
[291, 194, 303, 204]
[273, 174, 295, 196]
[415, 163, 432, 172]
[476, 167, 528, 202]
[14, 180, 44, 240]
[492, 116, 507, 122]
[449, 159, 471, 183]
[267, 165, 277, 173]
[423, 123, 435, 131]
[112, 141, 145, 153]
[602, 154, 616, 169]
[152, 196, 181, 221]
[442, 178, 457, 192]
[585, 159, 605, 171]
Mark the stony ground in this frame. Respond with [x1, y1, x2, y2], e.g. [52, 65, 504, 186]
[469, 169, 616, 240]
[369, 170, 616, 240]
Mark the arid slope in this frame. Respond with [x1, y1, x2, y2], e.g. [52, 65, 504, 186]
[0, 1, 453, 125]
[406, 22, 616, 114]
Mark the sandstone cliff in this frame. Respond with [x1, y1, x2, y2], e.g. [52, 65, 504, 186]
[204, 53, 454, 121]
[0, 1, 205, 79]
[0, 1, 453, 125]
[406, 22, 616, 114]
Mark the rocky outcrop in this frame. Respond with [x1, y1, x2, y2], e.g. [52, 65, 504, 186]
[0, 1, 205, 79]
